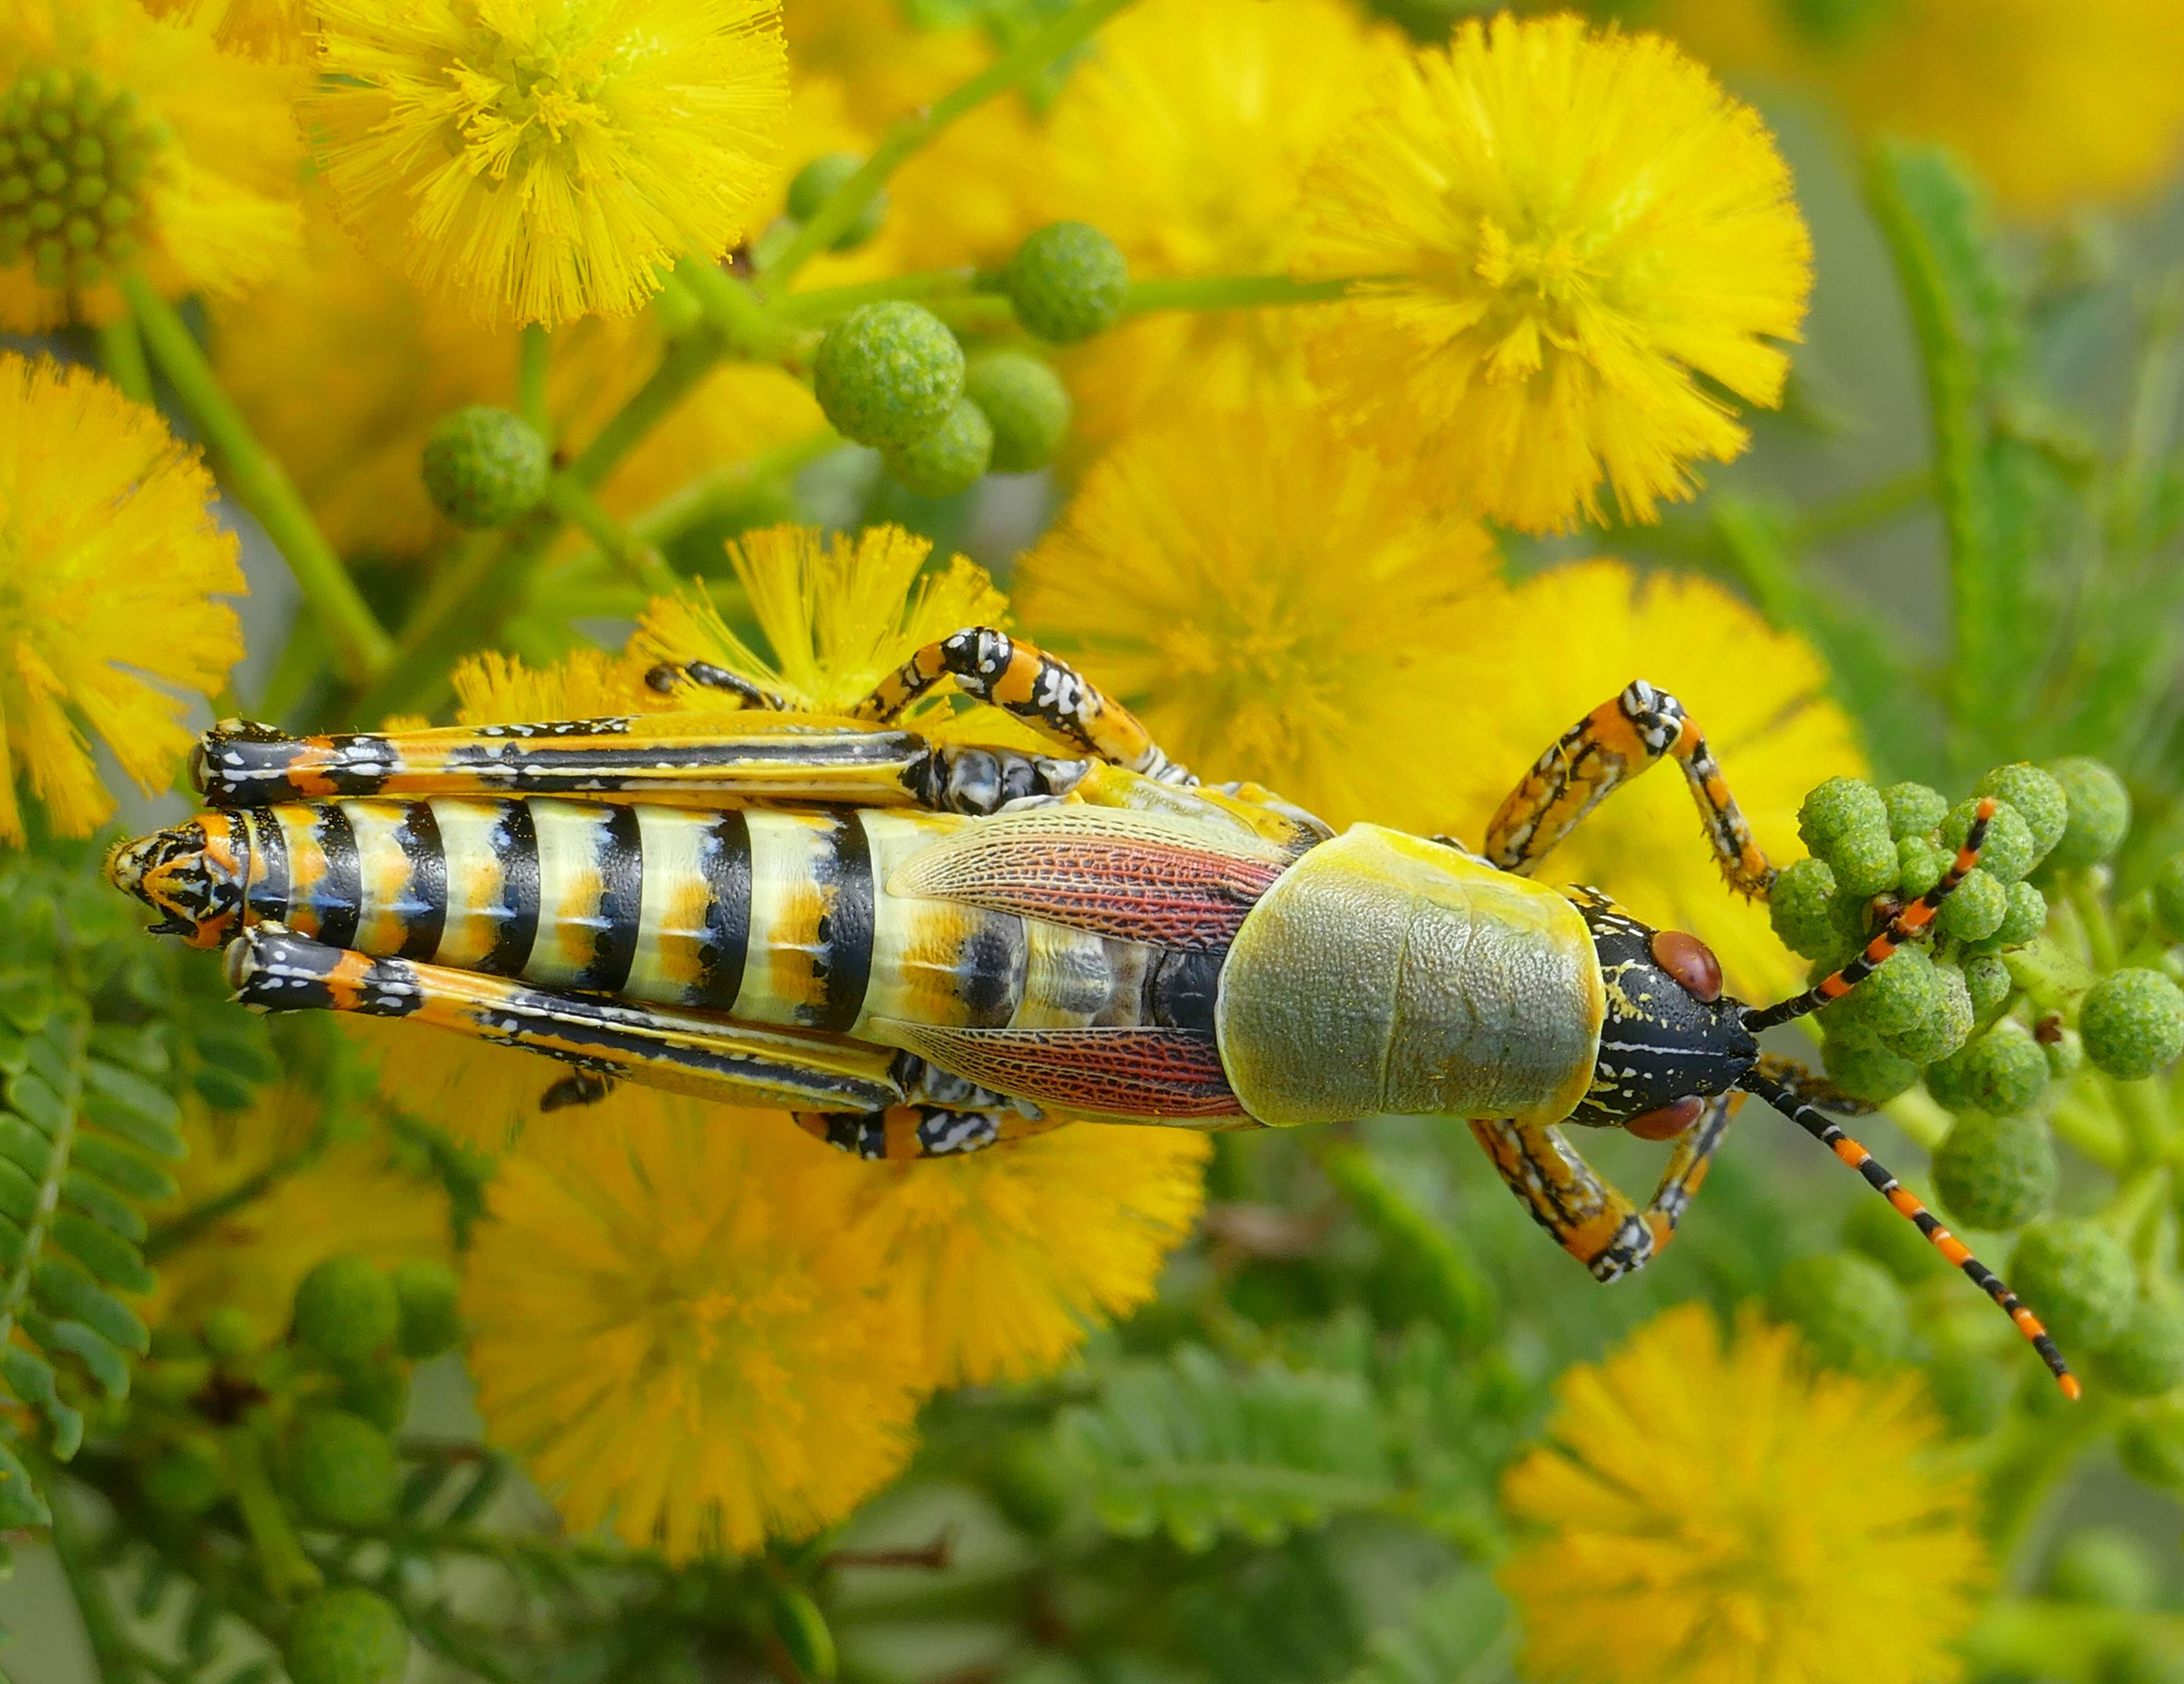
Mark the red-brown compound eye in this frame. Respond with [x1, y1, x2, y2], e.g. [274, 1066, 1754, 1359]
[1627, 1095, 1704, 1141]
[1651, 929, 1722, 1002]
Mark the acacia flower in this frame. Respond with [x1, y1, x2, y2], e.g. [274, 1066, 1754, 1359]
[0, 0, 304, 329]
[1503, 1304, 1986, 1684]
[311, 0, 790, 328]
[138, 0, 313, 62]
[1012, 397, 1502, 835]
[463, 1105, 923, 1558]
[1294, 15, 1812, 534]
[0, 353, 244, 845]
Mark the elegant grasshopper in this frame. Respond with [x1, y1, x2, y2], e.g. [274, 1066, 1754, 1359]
[109, 627, 2076, 1393]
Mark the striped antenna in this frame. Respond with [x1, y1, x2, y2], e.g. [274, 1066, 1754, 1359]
[1741, 1064, 2078, 1398]
[1743, 796, 1997, 1034]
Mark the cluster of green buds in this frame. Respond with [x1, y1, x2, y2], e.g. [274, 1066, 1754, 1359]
[0, 67, 168, 294]
[129, 1253, 465, 1684]
[810, 218, 1120, 496]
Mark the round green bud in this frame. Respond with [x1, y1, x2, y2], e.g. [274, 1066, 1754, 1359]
[1769, 1251, 1908, 1373]
[420, 406, 549, 529]
[1984, 879, 2048, 951]
[1821, 1035, 1920, 1104]
[1962, 952, 2012, 1021]
[202, 1304, 260, 1363]
[1843, 1190, 1950, 1284]
[1881, 780, 1949, 841]
[1937, 866, 2008, 943]
[2153, 852, 2184, 943]
[1974, 763, 2069, 861]
[1769, 856, 1841, 962]
[881, 396, 992, 497]
[1005, 220, 1128, 343]
[1880, 963, 1974, 1065]
[287, 1408, 399, 1528]
[2047, 1527, 2159, 1610]
[1932, 1110, 2055, 1230]
[2010, 1219, 2137, 1351]
[1925, 1345, 2010, 1438]
[1896, 836, 1945, 900]
[1921, 1040, 1978, 1111]
[962, 349, 1070, 473]
[1941, 800, 2038, 885]
[393, 1259, 463, 1360]
[811, 302, 965, 449]
[2080, 968, 2184, 1081]
[2044, 756, 2132, 871]
[1840, 946, 1938, 1039]
[293, 1255, 401, 1365]
[1956, 1019, 2049, 1114]
[1825, 826, 1900, 899]
[1797, 776, 1890, 857]
[286, 1588, 410, 1684]
[338, 1360, 411, 1435]
[142, 1445, 223, 1516]
[2042, 1020, 2085, 1081]
[2092, 1299, 2184, 1398]
[785, 152, 885, 251]
[2118, 1399, 2184, 1492]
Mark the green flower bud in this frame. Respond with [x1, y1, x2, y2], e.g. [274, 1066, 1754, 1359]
[1981, 879, 2048, 951]
[1839, 946, 1938, 1038]
[1931, 1111, 2055, 1230]
[1962, 952, 2012, 1020]
[2042, 1021, 2085, 1081]
[2118, 1399, 2184, 1492]
[338, 1360, 411, 1434]
[394, 1259, 463, 1361]
[2044, 757, 2132, 871]
[1769, 856, 1841, 962]
[2091, 1299, 2184, 1398]
[1769, 1251, 1908, 1373]
[1879, 962, 1974, 1064]
[0, 67, 163, 290]
[962, 349, 1071, 473]
[1937, 866, 2008, 943]
[1924, 1346, 2010, 1438]
[287, 1409, 399, 1528]
[1843, 1189, 1950, 1284]
[420, 406, 549, 529]
[1821, 1035, 1920, 1104]
[142, 1445, 223, 1516]
[1881, 780, 1949, 841]
[1797, 776, 1889, 857]
[1896, 836, 1945, 899]
[811, 302, 965, 449]
[2047, 1527, 2159, 1610]
[2011, 1219, 2137, 1351]
[1955, 1019, 2049, 1114]
[1974, 763, 2069, 861]
[1006, 220, 1128, 343]
[202, 1304, 260, 1363]
[881, 396, 992, 498]
[1825, 826, 1900, 899]
[2153, 852, 2184, 943]
[286, 1588, 410, 1684]
[1941, 799, 2038, 885]
[785, 153, 885, 251]
[2080, 968, 2184, 1081]
[293, 1255, 401, 1365]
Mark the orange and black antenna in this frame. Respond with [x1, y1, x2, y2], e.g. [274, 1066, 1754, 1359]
[1740, 1062, 2078, 1397]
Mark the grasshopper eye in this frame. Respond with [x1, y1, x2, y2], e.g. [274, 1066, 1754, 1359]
[1651, 929, 1722, 1002]
[1627, 1095, 1704, 1141]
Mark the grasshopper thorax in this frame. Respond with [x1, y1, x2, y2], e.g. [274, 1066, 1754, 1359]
[107, 814, 246, 949]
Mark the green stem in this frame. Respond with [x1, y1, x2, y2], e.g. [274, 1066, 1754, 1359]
[1978, 1397, 2112, 1576]
[541, 475, 680, 597]
[770, 268, 985, 325]
[518, 323, 552, 442]
[122, 273, 396, 681]
[348, 528, 525, 724]
[96, 314, 153, 405]
[759, 0, 1141, 293]
[566, 330, 728, 491]
[1880, 1085, 1951, 1153]
[672, 255, 793, 361]
[48, 1482, 138, 1684]
[1792, 467, 1934, 547]
[1122, 273, 1357, 313]
[2069, 876, 2123, 972]
[622, 430, 841, 547]
[222, 1421, 322, 1600]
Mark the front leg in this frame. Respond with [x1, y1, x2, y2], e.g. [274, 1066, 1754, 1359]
[1483, 680, 1774, 899]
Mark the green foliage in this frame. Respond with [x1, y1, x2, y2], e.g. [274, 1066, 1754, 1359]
[1341, 1571, 1508, 1684]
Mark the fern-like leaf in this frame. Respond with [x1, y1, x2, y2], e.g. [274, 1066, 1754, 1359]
[1342, 1572, 1510, 1684]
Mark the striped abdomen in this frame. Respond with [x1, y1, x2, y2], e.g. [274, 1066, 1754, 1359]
[222, 798, 1211, 1041]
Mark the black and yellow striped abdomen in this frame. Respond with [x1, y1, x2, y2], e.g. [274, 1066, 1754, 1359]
[222, 797, 1196, 1042]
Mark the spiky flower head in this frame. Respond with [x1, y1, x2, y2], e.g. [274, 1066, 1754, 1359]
[0, 353, 243, 845]
[1294, 15, 1812, 534]
[310, 0, 790, 328]
[1503, 1304, 1986, 1684]
[0, 0, 304, 329]
[138, 0, 313, 62]
[462, 1104, 923, 1558]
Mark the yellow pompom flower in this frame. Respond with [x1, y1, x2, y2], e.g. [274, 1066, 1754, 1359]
[0, 0, 304, 330]
[1041, 0, 1401, 448]
[462, 1104, 923, 1558]
[0, 353, 243, 845]
[1012, 398, 1503, 835]
[1294, 15, 1812, 534]
[1654, 0, 2184, 218]
[1428, 559, 1862, 1004]
[138, 0, 312, 62]
[1502, 1304, 1986, 1684]
[311, 0, 790, 329]
[148, 1087, 451, 1334]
